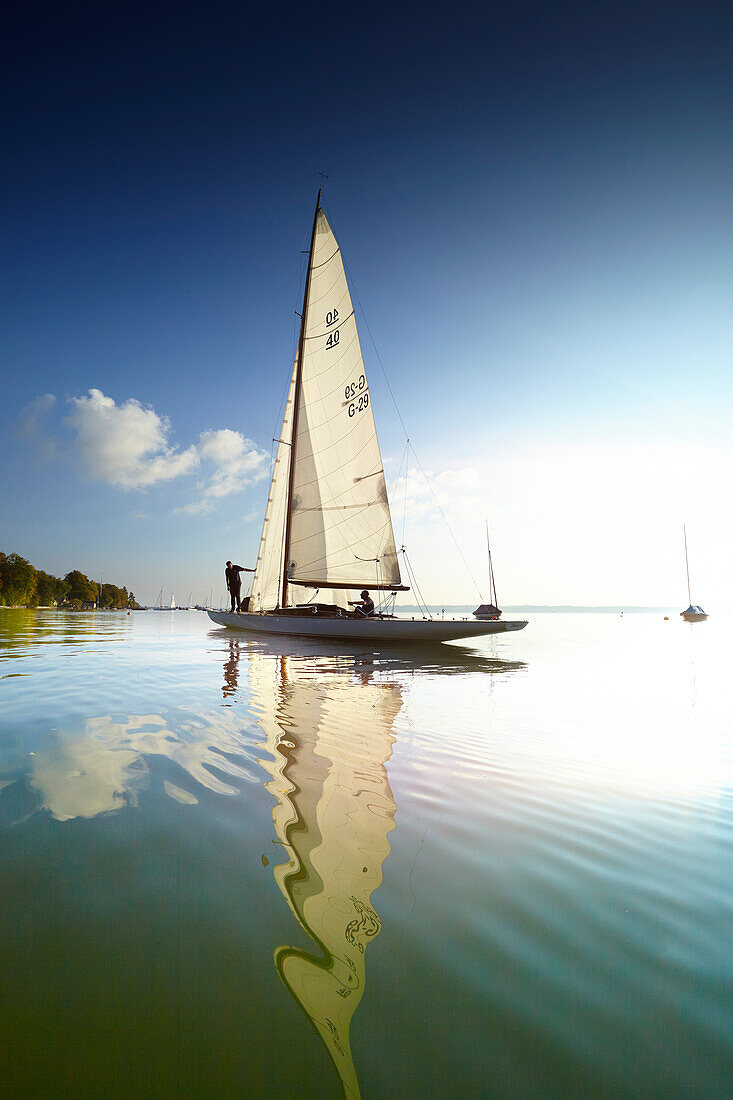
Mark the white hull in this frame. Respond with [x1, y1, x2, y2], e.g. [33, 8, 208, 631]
[207, 610, 527, 644]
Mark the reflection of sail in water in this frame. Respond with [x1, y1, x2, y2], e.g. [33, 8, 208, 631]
[251, 651, 400, 1100]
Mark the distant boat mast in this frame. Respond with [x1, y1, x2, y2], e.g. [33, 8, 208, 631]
[486, 520, 498, 609]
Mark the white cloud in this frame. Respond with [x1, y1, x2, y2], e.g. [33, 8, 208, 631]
[177, 428, 268, 514]
[56, 389, 268, 512]
[65, 389, 198, 490]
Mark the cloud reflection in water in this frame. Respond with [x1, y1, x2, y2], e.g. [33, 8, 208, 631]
[1, 709, 260, 824]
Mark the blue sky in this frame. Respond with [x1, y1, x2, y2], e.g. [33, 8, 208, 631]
[3, 1, 733, 606]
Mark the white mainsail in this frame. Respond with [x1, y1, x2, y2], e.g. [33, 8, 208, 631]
[251, 202, 403, 611]
[287, 208, 402, 595]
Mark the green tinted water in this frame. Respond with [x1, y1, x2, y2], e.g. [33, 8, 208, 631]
[1, 610, 731, 1096]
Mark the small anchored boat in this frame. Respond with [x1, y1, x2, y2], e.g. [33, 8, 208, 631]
[208, 194, 527, 645]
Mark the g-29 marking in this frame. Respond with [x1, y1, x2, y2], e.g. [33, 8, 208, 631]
[348, 392, 369, 417]
[344, 375, 366, 400]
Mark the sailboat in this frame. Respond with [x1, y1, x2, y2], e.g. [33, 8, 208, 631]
[207, 194, 528, 643]
[680, 525, 708, 622]
[473, 522, 502, 619]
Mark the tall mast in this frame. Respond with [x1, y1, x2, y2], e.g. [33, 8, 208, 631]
[683, 523, 692, 606]
[281, 190, 321, 609]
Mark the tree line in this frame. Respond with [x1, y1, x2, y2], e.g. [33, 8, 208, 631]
[0, 552, 139, 609]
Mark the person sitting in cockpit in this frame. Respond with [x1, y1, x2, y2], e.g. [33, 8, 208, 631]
[349, 590, 375, 617]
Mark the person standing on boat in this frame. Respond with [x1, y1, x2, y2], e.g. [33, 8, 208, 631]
[349, 590, 375, 617]
[225, 561, 253, 612]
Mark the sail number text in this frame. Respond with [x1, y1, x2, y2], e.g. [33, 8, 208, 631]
[345, 374, 366, 400]
[325, 308, 340, 351]
[346, 374, 368, 417]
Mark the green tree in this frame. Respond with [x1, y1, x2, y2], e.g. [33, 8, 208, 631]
[34, 572, 69, 607]
[98, 583, 133, 609]
[100, 583, 123, 608]
[36, 570, 58, 606]
[64, 570, 98, 604]
[53, 576, 70, 604]
[0, 553, 37, 606]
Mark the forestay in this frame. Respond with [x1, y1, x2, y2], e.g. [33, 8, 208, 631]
[287, 209, 402, 593]
[250, 368, 296, 611]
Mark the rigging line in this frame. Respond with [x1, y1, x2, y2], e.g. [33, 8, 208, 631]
[342, 256, 410, 441]
[388, 439, 409, 549]
[401, 549, 431, 619]
[387, 440, 407, 521]
[401, 551, 420, 614]
[388, 439, 406, 500]
[400, 438, 410, 547]
[409, 442, 484, 603]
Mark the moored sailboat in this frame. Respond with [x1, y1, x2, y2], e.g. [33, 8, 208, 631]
[680, 525, 708, 622]
[473, 521, 502, 620]
[208, 194, 527, 644]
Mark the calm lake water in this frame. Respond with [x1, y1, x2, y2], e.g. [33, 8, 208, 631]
[1, 609, 731, 1097]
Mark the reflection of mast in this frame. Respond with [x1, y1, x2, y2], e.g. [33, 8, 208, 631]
[252, 650, 400, 1100]
[222, 639, 240, 697]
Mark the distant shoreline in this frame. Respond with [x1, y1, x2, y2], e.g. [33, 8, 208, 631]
[1, 604, 720, 615]
[398, 605, 680, 614]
